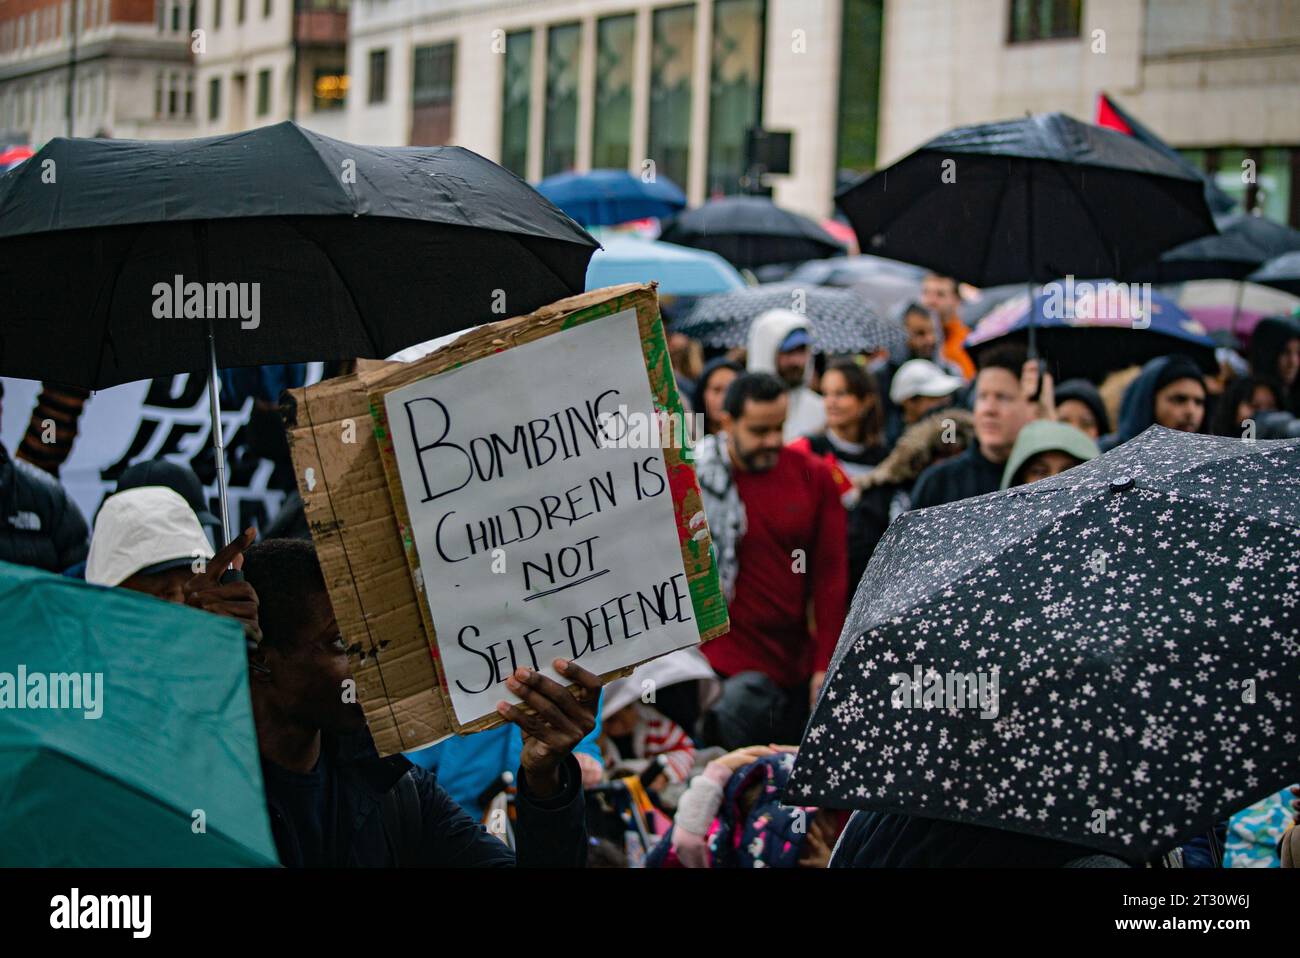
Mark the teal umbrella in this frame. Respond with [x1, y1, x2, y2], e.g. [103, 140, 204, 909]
[0, 560, 278, 866]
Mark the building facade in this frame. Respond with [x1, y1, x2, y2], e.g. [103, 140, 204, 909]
[344, 0, 881, 218]
[879, 0, 1300, 225]
[0, 0, 196, 142]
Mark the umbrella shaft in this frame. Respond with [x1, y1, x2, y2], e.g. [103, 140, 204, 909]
[205, 322, 233, 547]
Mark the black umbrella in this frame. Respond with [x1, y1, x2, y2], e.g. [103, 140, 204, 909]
[787, 426, 1300, 862]
[658, 196, 844, 271]
[674, 284, 905, 356]
[1247, 250, 1300, 297]
[836, 113, 1217, 366]
[0, 122, 598, 542]
[1128, 212, 1300, 284]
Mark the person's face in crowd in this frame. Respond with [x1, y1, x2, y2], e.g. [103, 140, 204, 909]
[902, 392, 950, 425]
[604, 703, 639, 738]
[904, 310, 938, 359]
[1276, 338, 1300, 386]
[973, 367, 1034, 463]
[668, 331, 690, 369]
[1056, 398, 1100, 440]
[1237, 384, 1279, 427]
[920, 276, 960, 322]
[723, 394, 788, 472]
[776, 345, 809, 388]
[1018, 450, 1085, 486]
[822, 369, 870, 437]
[253, 589, 366, 736]
[120, 567, 192, 604]
[1153, 377, 1206, 433]
[703, 367, 738, 432]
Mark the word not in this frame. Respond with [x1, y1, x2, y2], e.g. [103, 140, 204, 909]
[1041, 275, 1153, 330]
[599, 405, 704, 450]
[0, 666, 102, 719]
[889, 666, 999, 719]
[50, 889, 151, 938]
[152, 274, 261, 329]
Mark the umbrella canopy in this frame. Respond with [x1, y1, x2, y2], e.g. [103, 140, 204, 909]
[1128, 212, 1300, 284]
[674, 283, 906, 356]
[787, 426, 1300, 862]
[0, 560, 278, 866]
[658, 196, 845, 270]
[536, 168, 687, 227]
[0, 122, 599, 389]
[1247, 250, 1300, 297]
[836, 112, 1216, 288]
[965, 279, 1216, 381]
[584, 237, 746, 296]
[786, 253, 926, 289]
[1160, 279, 1300, 345]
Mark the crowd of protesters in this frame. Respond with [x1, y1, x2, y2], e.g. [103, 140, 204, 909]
[2, 271, 1299, 870]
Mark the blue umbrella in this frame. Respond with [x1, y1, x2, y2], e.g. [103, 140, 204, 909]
[536, 168, 687, 227]
[585, 237, 746, 297]
[964, 278, 1215, 381]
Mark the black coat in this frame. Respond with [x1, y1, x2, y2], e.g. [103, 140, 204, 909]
[0, 445, 89, 573]
[909, 442, 1004, 510]
[263, 728, 588, 868]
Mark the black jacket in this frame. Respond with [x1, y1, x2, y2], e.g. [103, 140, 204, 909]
[262, 727, 588, 868]
[909, 442, 1004, 510]
[0, 444, 89, 573]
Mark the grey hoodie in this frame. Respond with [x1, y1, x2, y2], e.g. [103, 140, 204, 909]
[746, 308, 826, 442]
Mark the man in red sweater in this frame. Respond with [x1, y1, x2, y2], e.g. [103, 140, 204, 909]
[692, 372, 848, 747]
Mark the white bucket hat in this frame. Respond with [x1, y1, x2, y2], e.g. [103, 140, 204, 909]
[86, 486, 215, 587]
[890, 358, 965, 404]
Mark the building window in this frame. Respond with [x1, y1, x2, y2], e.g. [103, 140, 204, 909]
[500, 30, 532, 176]
[707, 0, 764, 197]
[184, 74, 194, 117]
[592, 14, 634, 170]
[168, 72, 179, 116]
[648, 4, 696, 195]
[411, 41, 455, 144]
[256, 67, 270, 115]
[171, 2, 181, 31]
[1181, 146, 1299, 228]
[263, 0, 271, 17]
[836, 0, 883, 177]
[238, 0, 245, 23]
[1008, 0, 1082, 43]
[214, 0, 222, 29]
[188, 0, 196, 32]
[367, 48, 388, 104]
[208, 75, 221, 120]
[543, 22, 581, 177]
[154, 72, 164, 116]
[313, 68, 348, 110]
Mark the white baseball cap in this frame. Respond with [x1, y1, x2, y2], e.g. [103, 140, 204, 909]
[890, 358, 965, 404]
[86, 486, 215, 587]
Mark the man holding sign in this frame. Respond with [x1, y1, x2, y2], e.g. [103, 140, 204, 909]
[242, 538, 598, 867]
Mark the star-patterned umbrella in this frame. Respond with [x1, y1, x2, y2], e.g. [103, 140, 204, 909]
[673, 284, 907, 357]
[786, 425, 1300, 862]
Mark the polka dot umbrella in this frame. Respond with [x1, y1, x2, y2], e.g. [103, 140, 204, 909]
[786, 426, 1300, 863]
[673, 284, 907, 357]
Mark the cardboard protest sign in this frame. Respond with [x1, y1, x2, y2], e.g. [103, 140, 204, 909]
[371, 300, 713, 726]
[285, 284, 727, 750]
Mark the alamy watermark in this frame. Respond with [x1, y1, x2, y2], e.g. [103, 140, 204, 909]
[890, 665, 1000, 719]
[0, 665, 103, 719]
[1041, 275, 1152, 330]
[599, 405, 704, 450]
[152, 274, 260, 329]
